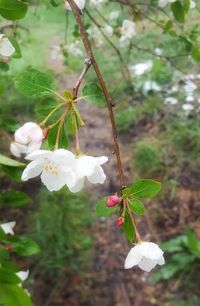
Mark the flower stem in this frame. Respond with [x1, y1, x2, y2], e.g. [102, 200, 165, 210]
[40, 102, 66, 126]
[55, 109, 68, 149]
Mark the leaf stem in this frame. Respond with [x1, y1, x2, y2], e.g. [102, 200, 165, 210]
[40, 102, 66, 126]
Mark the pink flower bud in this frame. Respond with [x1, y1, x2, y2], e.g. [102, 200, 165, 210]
[116, 217, 124, 227]
[106, 195, 120, 207]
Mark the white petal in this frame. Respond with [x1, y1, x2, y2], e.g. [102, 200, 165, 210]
[25, 150, 51, 161]
[53, 149, 76, 167]
[62, 167, 77, 189]
[40, 167, 69, 191]
[16, 270, 29, 282]
[15, 128, 29, 145]
[0, 37, 15, 57]
[95, 156, 108, 165]
[138, 257, 157, 272]
[27, 142, 42, 154]
[157, 255, 165, 266]
[21, 160, 43, 181]
[10, 142, 26, 158]
[137, 242, 164, 260]
[1, 221, 16, 235]
[124, 246, 142, 269]
[75, 156, 97, 178]
[22, 122, 44, 143]
[87, 166, 106, 184]
[69, 178, 85, 193]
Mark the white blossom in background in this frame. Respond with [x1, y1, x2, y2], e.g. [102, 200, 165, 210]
[182, 103, 194, 113]
[90, 0, 106, 8]
[143, 80, 161, 93]
[104, 25, 114, 37]
[64, 0, 85, 10]
[63, 40, 83, 57]
[183, 80, 197, 104]
[0, 221, 16, 235]
[158, 0, 177, 8]
[109, 11, 119, 20]
[125, 242, 165, 272]
[69, 155, 108, 193]
[129, 60, 153, 76]
[87, 27, 104, 47]
[16, 270, 29, 282]
[22, 149, 77, 192]
[50, 45, 63, 61]
[164, 97, 178, 105]
[0, 34, 15, 57]
[190, 0, 196, 9]
[120, 20, 136, 43]
[155, 48, 163, 56]
[10, 122, 44, 158]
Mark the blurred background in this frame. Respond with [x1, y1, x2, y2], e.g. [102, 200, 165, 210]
[0, 1, 200, 305]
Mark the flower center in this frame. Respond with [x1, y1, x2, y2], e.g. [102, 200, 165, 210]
[43, 162, 59, 176]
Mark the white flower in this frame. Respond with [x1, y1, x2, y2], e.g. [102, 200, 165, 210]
[70, 155, 108, 193]
[1, 221, 16, 235]
[182, 103, 194, 112]
[22, 149, 77, 192]
[158, 0, 176, 8]
[0, 34, 15, 57]
[143, 81, 161, 93]
[155, 48, 163, 56]
[63, 40, 83, 57]
[120, 20, 136, 42]
[109, 11, 119, 20]
[124, 241, 165, 272]
[64, 0, 85, 10]
[10, 122, 44, 158]
[90, 0, 106, 8]
[164, 97, 178, 105]
[190, 0, 196, 9]
[129, 60, 153, 76]
[104, 25, 114, 37]
[16, 270, 29, 282]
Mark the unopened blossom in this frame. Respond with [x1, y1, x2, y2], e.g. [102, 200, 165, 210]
[129, 60, 153, 76]
[116, 217, 124, 227]
[10, 122, 44, 158]
[69, 155, 108, 193]
[22, 149, 77, 192]
[109, 11, 119, 20]
[164, 97, 178, 105]
[106, 195, 121, 207]
[16, 270, 29, 282]
[1, 221, 16, 235]
[104, 25, 114, 37]
[120, 20, 136, 43]
[125, 241, 165, 272]
[64, 0, 85, 10]
[0, 34, 15, 57]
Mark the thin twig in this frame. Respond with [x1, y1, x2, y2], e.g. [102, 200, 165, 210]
[72, 57, 92, 99]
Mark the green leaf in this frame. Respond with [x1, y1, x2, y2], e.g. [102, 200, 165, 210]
[96, 197, 117, 217]
[186, 229, 200, 258]
[131, 179, 161, 198]
[9, 236, 40, 257]
[0, 154, 25, 167]
[14, 67, 55, 99]
[35, 97, 59, 118]
[0, 0, 28, 20]
[0, 283, 33, 306]
[0, 190, 31, 208]
[171, 1, 185, 23]
[0, 268, 20, 285]
[1, 165, 23, 182]
[82, 83, 106, 108]
[48, 121, 68, 149]
[128, 198, 145, 215]
[2, 118, 19, 133]
[122, 211, 135, 242]
[8, 37, 22, 59]
[161, 235, 187, 252]
[50, 0, 62, 6]
[122, 188, 132, 196]
[191, 47, 200, 62]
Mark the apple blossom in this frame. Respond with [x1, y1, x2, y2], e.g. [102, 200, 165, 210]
[64, 0, 85, 10]
[69, 155, 108, 193]
[10, 122, 44, 158]
[16, 270, 29, 282]
[129, 60, 153, 76]
[120, 20, 136, 43]
[125, 241, 165, 272]
[0, 34, 15, 57]
[0, 221, 16, 235]
[22, 149, 77, 192]
[106, 195, 121, 207]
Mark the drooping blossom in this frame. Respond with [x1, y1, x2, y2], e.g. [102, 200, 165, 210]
[64, 0, 85, 10]
[0, 34, 15, 57]
[125, 241, 165, 272]
[22, 149, 77, 192]
[120, 20, 136, 43]
[10, 122, 44, 158]
[69, 155, 108, 193]
[0, 221, 16, 235]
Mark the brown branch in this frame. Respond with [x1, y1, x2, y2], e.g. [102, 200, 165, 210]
[67, 0, 126, 187]
[72, 57, 92, 99]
